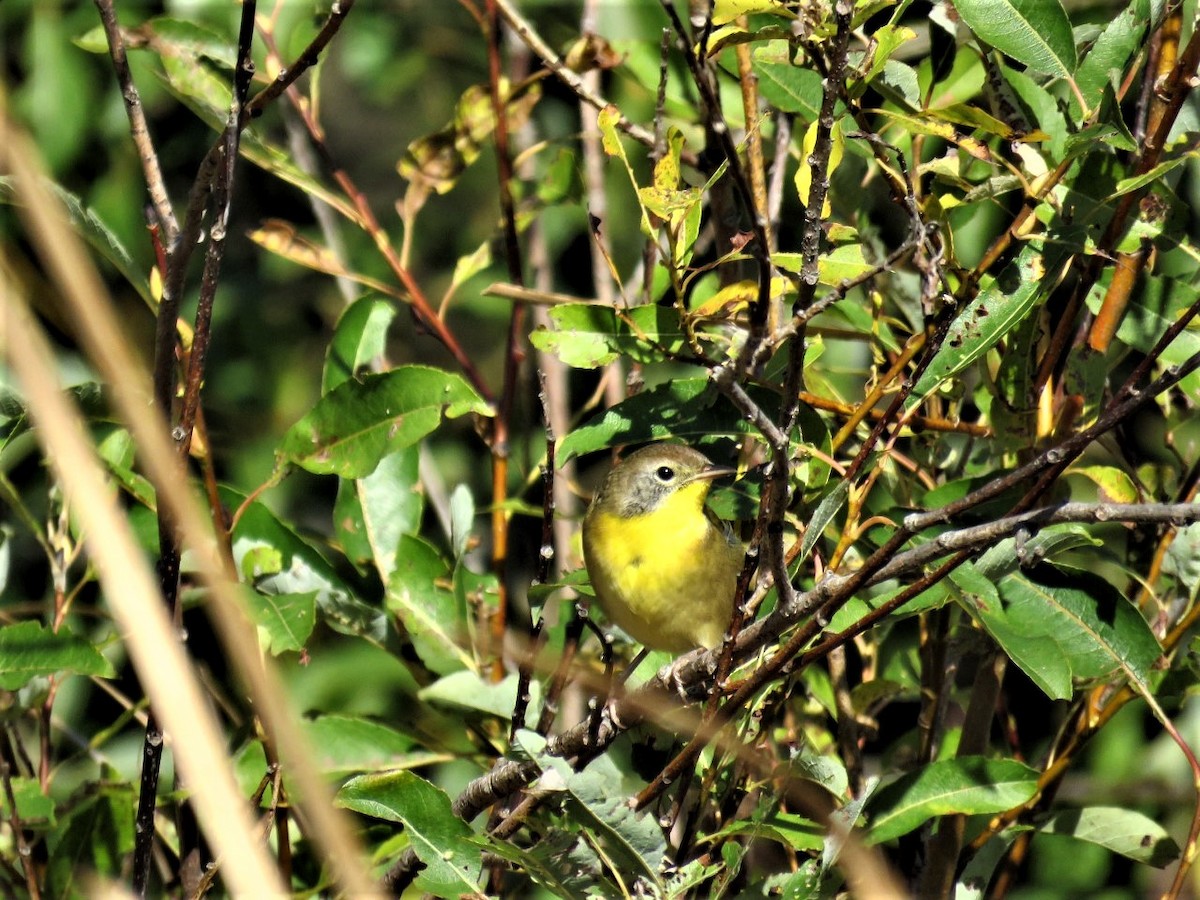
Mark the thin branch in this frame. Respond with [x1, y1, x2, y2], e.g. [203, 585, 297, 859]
[484, 0, 527, 679]
[91, 0, 178, 244]
[382, 494, 1200, 888]
[241, 0, 356, 125]
[494, 0, 663, 157]
[133, 4, 259, 891]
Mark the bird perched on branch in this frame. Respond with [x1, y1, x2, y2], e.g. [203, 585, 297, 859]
[582, 443, 744, 655]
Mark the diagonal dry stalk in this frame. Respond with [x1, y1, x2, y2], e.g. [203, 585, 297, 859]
[1, 105, 383, 898]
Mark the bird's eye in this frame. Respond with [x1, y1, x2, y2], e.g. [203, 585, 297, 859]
[655, 465, 675, 482]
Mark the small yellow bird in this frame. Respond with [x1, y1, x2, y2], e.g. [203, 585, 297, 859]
[582, 444, 744, 654]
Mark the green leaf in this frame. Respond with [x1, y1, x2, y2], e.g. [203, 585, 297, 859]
[77, 16, 236, 67]
[419, 671, 540, 724]
[96, 426, 157, 510]
[142, 17, 237, 67]
[1110, 153, 1198, 198]
[44, 784, 135, 896]
[336, 771, 484, 897]
[1163, 523, 1200, 601]
[962, 563, 1161, 700]
[953, 0, 1077, 78]
[528, 734, 669, 892]
[1073, 0, 1149, 116]
[775, 244, 876, 286]
[956, 833, 1016, 900]
[1068, 465, 1138, 503]
[718, 813, 823, 852]
[799, 479, 849, 564]
[529, 304, 686, 368]
[1001, 64, 1069, 159]
[753, 54, 824, 119]
[711, 0, 793, 25]
[323, 296, 397, 393]
[300, 715, 442, 777]
[856, 24, 917, 87]
[0, 621, 114, 690]
[279, 365, 491, 479]
[385, 535, 474, 675]
[0, 178, 154, 308]
[334, 444, 423, 579]
[597, 105, 656, 239]
[867, 756, 1039, 844]
[0, 776, 55, 825]
[227, 488, 386, 642]
[244, 589, 316, 655]
[911, 245, 1067, 406]
[1064, 83, 1137, 156]
[159, 51, 230, 121]
[1039, 806, 1179, 867]
[874, 59, 921, 110]
[1084, 273, 1200, 370]
[557, 378, 747, 460]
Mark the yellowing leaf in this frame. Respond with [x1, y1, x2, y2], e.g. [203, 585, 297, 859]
[249, 219, 397, 296]
[597, 104, 624, 157]
[871, 109, 993, 162]
[795, 118, 844, 216]
[249, 219, 351, 278]
[691, 277, 788, 318]
[711, 0, 794, 26]
[1069, 466, 1139, 504]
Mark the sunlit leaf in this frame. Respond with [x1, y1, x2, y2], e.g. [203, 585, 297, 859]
[301, 715, 443, 777]
[420, 671, 541, 723]
[228, 488, 386, 642]
[1068, 465, 1139, 504]
[963, 561, 1161, 700]
[244, 589, 316, 655]
[911, 244, 1068, 406]
[335, 444, 423, 580]
[0, 621, 114, 690]
[867, 757, 1039, 844]
[1073, 0, 1149, 115]
[530, 304, 687, 368]
[337, 771, 484, 896]
[954, 0, 1076, 78]
[322, 295, 397, 393]
[752, 52, 824, 120]
[386, 534, 474, 675]
[279, 366, 491, 479]
[1039, 806, 1179, 867]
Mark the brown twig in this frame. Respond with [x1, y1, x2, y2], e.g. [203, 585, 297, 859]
[483, 0, 527, 681]
[91, 0, 178, 244]
[1032, 8, 1200, 391]
[493, 0, 666, 159]
[132, 4, 260, 891]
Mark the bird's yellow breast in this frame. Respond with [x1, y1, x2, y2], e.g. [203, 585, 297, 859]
[583, 482, 742, 653]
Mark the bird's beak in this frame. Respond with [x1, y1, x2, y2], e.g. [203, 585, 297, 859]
[685, 464, 736, 485]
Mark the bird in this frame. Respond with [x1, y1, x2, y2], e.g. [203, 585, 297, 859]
[582, 443, 745, 655]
